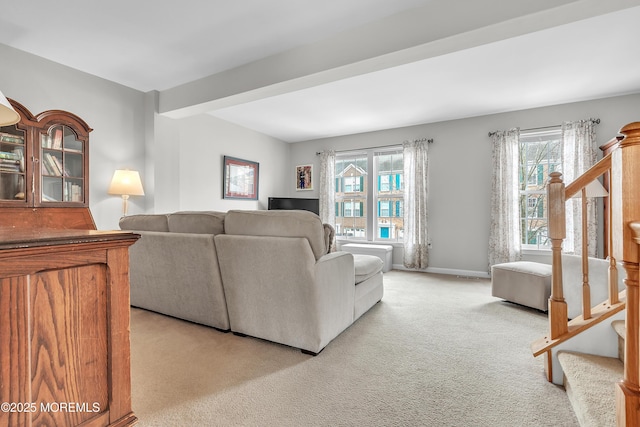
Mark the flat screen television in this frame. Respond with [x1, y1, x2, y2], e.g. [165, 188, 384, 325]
[268, 197, 320, 215]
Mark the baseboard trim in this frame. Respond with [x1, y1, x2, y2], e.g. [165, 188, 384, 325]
[391, 264, 490, 279]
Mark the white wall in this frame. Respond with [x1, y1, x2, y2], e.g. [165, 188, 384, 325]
[0, 43, 146, 230]
[169, 114, 289, 212]
[0, 43, 291, 228]
[289, 93, 640, 276]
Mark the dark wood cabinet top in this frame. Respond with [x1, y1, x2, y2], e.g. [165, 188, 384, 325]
[0, 228, 139, 251]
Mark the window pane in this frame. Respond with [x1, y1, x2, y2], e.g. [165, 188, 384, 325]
[335, 149, 404, 242]
[375, 151, 403, 241]
[335, 153, 367, 239]
[519, 128, 561, 248]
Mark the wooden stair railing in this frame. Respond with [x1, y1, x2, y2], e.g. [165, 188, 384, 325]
[614, 122, 640, 426]
[544, 153, 617, 342]
[529, 122, 640, 426]
[531, 154, 625, 378]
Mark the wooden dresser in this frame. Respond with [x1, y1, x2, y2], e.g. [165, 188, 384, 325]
[0, 210, 140, 427]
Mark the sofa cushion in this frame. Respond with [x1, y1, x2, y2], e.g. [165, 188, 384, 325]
[224, 210, 326, 260]
[354, 254, 384, 284]
[119, 214, 169, 232]
[323, 223, 335, 253]
[168, 211, 226, 235]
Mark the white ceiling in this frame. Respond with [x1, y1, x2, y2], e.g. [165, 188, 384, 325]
[2, 1, 640, 143]
[211, 5, 640, 141]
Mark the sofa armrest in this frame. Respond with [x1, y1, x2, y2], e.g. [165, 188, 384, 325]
[214, 235, 355, 353]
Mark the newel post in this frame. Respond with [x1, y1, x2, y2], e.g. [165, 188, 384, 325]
[614, 122, 640, 426]
[548, 171, 568, 338]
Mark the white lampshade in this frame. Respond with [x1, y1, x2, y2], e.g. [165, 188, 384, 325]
[108, 169, 144, 216]
[0, 90, 20, 126]
[108, 169, 145, 196]
[572, 179, 608, 198]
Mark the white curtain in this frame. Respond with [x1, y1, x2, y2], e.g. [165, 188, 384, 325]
[488, 128, 521, 267]
[403, 140, 429, 269]
[561, 120, 598, 256]
[319, 150, 336, 226]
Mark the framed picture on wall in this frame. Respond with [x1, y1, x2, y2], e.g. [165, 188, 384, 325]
[296, 164, 313, 191]
[223, 156, 259, 200]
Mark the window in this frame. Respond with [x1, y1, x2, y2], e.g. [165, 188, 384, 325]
[334, 148, 403, 242]
[344, 176, 362, 192]
[519, 128, 562, 249]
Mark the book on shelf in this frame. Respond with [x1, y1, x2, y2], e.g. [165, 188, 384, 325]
[0, 132, 24, 144]
[0, 151, 20, 161]
[0, 167, 21, 173]
[52, 154, 67, 176]
[43, 153, 62, 176]
[0, 164, 21, 172]
[42, 134, 52, 148]
[0, 158, 20, 165]
[52, 128, 63, 149]
[63, 182, 83, 202]
[41, 160, 51, 176]
[42, 193, 58, 202]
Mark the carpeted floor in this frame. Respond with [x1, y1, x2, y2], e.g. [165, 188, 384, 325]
[130, 270, 579, 426]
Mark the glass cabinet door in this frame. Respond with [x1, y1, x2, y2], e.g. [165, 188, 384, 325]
[41, 125, 84, 203]
[0, 126, 26, 202]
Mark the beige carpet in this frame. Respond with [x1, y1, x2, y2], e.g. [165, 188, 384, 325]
[130, 270, 579, 426]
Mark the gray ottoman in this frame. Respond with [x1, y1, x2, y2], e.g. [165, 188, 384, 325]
[491, 261, 553, 311]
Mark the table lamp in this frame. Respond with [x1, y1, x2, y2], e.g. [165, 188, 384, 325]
[108, 169, 145, 216]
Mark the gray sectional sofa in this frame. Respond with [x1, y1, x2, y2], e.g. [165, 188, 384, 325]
[120, 209, 384, 355]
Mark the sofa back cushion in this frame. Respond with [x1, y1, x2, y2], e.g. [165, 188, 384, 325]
[167, 211, 226, 235]
[224, 210, 326, 260]
[119, 214, 169, 232]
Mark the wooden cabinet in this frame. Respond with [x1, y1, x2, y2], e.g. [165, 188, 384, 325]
[0, 99, 91, 208]
[0, 229, 139, 427]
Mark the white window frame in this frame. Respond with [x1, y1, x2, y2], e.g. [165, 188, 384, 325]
[519, 127, 562, 251]
[335, 146, 403, 243]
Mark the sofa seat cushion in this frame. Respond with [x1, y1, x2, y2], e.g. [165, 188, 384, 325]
[354, 254, 384, 284]
[168, 211, 226, 234]
[119, 214, 169, 232]
[354, 272, 383, 320]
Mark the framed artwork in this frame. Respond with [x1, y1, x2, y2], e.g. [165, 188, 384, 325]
[223, 156, 259, 200]
[296, 164, 313, 191]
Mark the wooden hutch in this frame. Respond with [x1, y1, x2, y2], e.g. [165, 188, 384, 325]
[0, 99, 139, 426]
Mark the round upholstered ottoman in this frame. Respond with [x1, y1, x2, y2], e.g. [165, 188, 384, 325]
[491, 261, 553, 311]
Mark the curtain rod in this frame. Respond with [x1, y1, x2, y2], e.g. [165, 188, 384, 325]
[487, 118, 601, 137]
[315, 138, 433, 155]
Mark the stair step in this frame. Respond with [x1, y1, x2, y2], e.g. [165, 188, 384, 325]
[611, 319, 625, 363]
[611, 319, 625, 338]
[558, 351, 623, 427]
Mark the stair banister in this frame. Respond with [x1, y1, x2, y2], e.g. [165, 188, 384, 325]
[565, 154, 617, 311]
[609, 169, 620, 305]
[614, 122, 640, 426]
[580, 186, 592, 319]
[548, 171, 568, 339]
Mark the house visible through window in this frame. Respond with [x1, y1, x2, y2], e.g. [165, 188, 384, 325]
[519, 127, 562, 249]
[334, 148, 403, 242]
